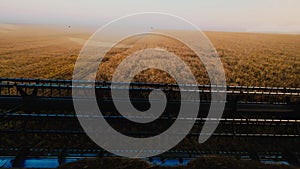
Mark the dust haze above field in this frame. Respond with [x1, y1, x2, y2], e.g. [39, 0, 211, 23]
[1, 0, 300, 34]
[0, 24, 299, 88]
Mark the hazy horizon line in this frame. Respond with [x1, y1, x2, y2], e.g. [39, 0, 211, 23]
[1, 22, 299, 35]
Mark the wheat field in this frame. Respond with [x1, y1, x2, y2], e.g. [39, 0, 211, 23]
[0, 24, 299, 87]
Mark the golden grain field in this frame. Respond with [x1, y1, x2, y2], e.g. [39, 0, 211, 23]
[0, 24, 299, 87]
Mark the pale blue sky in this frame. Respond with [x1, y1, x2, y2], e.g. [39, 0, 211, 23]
[1, 0, 299, 33]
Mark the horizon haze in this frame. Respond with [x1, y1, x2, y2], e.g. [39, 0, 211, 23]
[1, 0, 299, 34]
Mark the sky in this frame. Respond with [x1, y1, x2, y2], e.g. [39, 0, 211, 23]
[1, 0, 299, 33]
